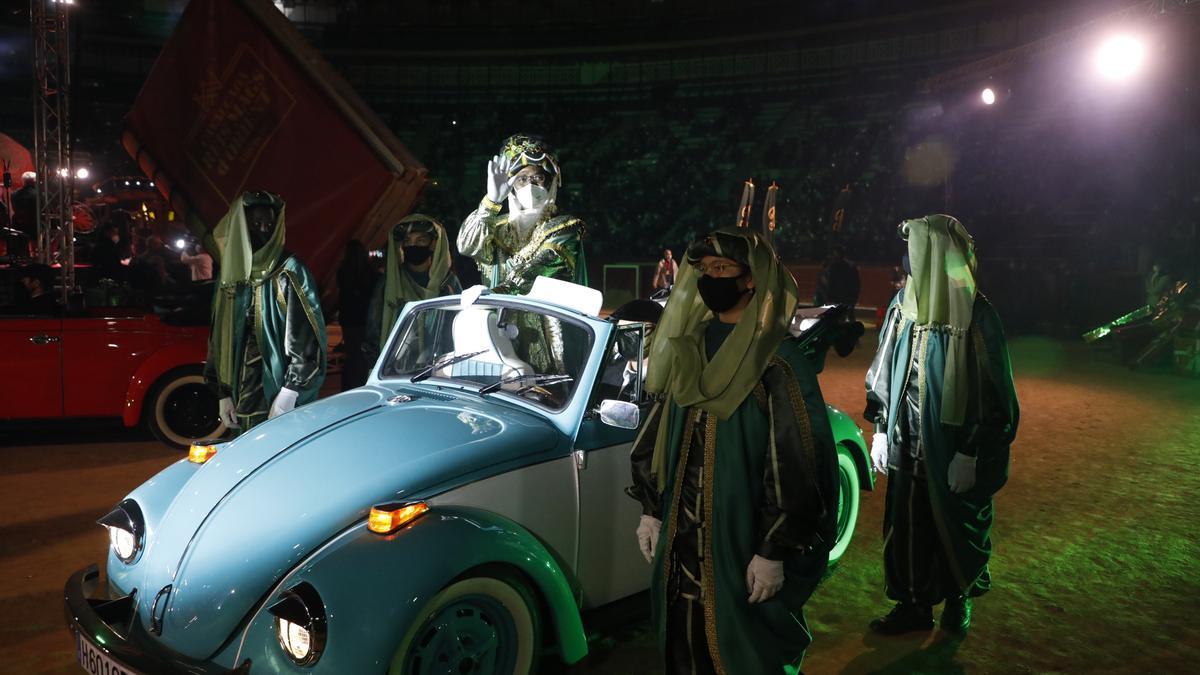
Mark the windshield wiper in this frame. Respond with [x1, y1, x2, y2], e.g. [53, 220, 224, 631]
[409, 350, 488, 383]
[479, 373, 574, 395]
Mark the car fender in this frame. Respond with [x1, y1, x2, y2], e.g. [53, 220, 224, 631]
[223, 505, 588, 672]
[121, 339, 208, 427]
[826, 404, 874, 490]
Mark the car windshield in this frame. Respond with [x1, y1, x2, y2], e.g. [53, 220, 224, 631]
[380, 302, 592, 411]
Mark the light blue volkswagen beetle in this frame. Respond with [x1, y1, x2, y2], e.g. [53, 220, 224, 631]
[64, 280, 872, 675]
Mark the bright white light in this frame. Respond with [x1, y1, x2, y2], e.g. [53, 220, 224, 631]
[109, 527, 135, 561]
[981, 88, 996, 105]
[57, 168, 69, 178]
[75, 167, 89, 180]
[96, 188, 102, 194]
[278, 618, 312, 660]
[175, 239, 187, 249]
[1096, 35, 1145, 81]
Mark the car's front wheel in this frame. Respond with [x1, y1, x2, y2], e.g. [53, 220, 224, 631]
[829, 443, 862, 565]
[145, 367, 224, 449]
[390, 573, 541, 675]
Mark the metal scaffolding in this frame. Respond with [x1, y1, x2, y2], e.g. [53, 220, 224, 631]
[30, 0, 73, 299]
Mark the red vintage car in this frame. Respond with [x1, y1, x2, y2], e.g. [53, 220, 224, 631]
[0, 304, 224, 448]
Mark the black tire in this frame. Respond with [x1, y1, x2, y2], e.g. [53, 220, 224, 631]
[389, 571, 542, 675]
[829, 443, 862, 565]
[144, 366, 225, 449]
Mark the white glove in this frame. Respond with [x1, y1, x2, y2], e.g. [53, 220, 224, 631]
[460, 284, 491, 308]
[636, 515, 662, 564]
[947, 452, 977, 493]
[218, 397, 239, 429]
[485, 154, 513, 203]
[870, 432, 889, 474]
[268, 387, 299, 419]
[746, 555, 785, 604]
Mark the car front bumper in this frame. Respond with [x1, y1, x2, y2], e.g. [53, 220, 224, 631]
[64, 564, 251, 674]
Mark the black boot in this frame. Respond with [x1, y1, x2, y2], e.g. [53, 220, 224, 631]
[869, 602, 934, 635]
[941, 596, 972, 634]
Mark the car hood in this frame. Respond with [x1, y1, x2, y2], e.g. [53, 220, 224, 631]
[134, 385, 560, 659]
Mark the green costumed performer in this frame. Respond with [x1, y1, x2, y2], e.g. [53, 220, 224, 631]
[204, 191, 327, 432]
[363, 215, 462, 368]
[864, 214, 1019, 635]
[456, 133, 587, 294]
[628, 228, 840, 675]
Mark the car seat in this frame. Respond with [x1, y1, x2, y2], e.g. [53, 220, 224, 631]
[448, 307, 533, 385]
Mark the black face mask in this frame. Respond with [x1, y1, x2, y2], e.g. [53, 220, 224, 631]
[403, 245, 432, 265]
[696, 274, 750, 313]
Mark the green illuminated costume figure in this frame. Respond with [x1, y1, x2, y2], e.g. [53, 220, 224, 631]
[864, 215, 1019, 635]
[628, 229, 840, 675]
[456, 133, 587, 294]
[363, 215, 462, 367]
[205, 191, 327, 432]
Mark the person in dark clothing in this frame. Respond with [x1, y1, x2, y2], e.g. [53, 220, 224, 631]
[91, 223, 126, 283]
[10, 172, 38, 257]
[813, 244, 861, 308]
[336, 239, 377, 391]
[15, 263, 58, 315]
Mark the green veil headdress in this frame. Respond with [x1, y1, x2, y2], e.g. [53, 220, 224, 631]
[643, 228, 799, 488]
[899, 214, 977, 426]
[379, 214, 452, 347]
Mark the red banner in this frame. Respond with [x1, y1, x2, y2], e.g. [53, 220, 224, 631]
[123, 0, 425, 299]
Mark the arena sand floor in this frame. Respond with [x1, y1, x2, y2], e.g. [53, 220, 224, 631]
[2, 332, 1198, 674]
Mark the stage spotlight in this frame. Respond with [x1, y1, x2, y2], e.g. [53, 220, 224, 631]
[981, 88, 996, 105]
[1096, 35, 1145, 81]
[75, 167, 89, 180]
[57, 168, 69, 178]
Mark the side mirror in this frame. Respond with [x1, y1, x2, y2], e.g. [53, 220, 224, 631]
[598, 399, 639, 430]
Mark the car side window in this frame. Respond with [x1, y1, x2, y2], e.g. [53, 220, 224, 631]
[594, 324, 650, 406]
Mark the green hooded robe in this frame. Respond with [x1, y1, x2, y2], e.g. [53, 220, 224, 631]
[630, 229, 840, 674]
[204, 193, 327, 430]
[865, 215, 1020, 599]
[363, 215, 462, 368]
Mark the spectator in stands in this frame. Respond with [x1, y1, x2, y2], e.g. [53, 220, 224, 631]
[205, 191, 326, 432]
[813, 244, 860, 308]
[337, 239, 378, 390]
[1145, 261, 1171, 306]
[457, 133, 587, 293]
[652, 248, 678, 291]
[180, 241, 214, 283]
[15, 263, 58, 315]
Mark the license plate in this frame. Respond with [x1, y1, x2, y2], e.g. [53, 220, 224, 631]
[75, 631, 141, 675]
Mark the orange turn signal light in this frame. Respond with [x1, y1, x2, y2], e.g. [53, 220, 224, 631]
[368, 502, 429, 534]
[188, 443, 219, 464]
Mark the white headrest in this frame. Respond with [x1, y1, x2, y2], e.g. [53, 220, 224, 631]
[527, 276, 603, 316]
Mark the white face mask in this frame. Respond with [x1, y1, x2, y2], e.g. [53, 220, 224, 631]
[513, 184, 550, 211]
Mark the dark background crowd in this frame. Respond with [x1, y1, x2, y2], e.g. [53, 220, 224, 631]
[2, 0, 1198, 340]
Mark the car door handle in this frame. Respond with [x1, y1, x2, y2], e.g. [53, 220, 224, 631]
[30, 334, 60, 345]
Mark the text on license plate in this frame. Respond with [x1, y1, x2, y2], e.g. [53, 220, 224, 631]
[76, 631, 140, 675]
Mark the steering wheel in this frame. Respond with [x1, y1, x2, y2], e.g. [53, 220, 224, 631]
[523, 385, 562, 407]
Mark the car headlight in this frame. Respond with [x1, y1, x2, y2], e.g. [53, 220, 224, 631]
[269, 582, 326, 666]
[97, 499, 145, 565]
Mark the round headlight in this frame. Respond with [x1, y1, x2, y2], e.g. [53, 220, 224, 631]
[97, 500, 144, 565]
[278, 617, 313, 661]
[269, 583, 326, 666]
[109, 527, 137, 560]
